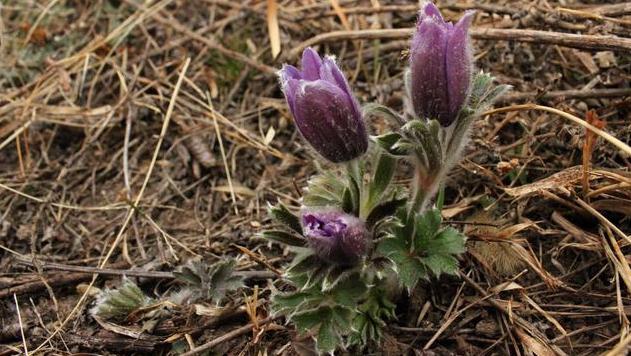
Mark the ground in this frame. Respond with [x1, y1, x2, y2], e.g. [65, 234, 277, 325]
[1, 0, 630, 355]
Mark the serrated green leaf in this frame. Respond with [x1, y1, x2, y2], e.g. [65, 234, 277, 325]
[272, 291, 314, 313]
[293, 307, 330, 332]
[174, 259, 243, 304]
[262, 230, 306, 247]
[331, 307, 353, 331]
[414, 209, 442, 251]
[421, 254, 459, 276]
[468, 72, 510, 113]
[330, 275, 368, 307]
[304, 172, 346, 208]
[173, 266, 202, 286]
[287, 254, 320, 276]
[430, 227, 467, 256]
[321, 266, 352, 292]
[268, 203, 302, 234]
[377, 236, 408, 261]
[92, 279, 153, 320]
[316, 318, 339, 355]
[398, 256, 424, 290]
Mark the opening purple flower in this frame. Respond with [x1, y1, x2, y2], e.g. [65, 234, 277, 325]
[279, 48, 369, 163]
[302, 208, 369, 265]
[409, 2, 475, 127]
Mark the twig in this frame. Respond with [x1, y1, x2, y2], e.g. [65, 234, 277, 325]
[13, 257, 277, 280]
[180, 316, 279, 356]
[65, 333, 160, 353]
[497, 88, 631, 103]
[288, 28, 631, 58]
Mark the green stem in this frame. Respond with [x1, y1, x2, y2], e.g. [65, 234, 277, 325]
[346, 159, 363, 217]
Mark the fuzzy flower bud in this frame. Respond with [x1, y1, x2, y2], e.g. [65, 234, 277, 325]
[409, 2, 475, 127]
[279, 48, 368, 163]
[301, 209, 369, 265]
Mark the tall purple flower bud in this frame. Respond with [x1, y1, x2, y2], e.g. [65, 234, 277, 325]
[279, 48, 368, 163]
[409, 2, 475, 127]
[301, 209, 369, 265]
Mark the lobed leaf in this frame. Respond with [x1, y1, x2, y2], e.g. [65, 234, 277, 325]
[262, 230, 306, 247]
[268, 202, 302, 234]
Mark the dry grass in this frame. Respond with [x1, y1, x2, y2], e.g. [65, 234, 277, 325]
[1, 0, 630, 355]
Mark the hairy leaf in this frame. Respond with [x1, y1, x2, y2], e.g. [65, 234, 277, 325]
[262, 230, 306, 247]
[91, 278, 153, 321]
[268, 202, 302, 234]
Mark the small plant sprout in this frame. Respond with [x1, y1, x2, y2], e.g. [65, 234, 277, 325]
[267, 2, 509, 354]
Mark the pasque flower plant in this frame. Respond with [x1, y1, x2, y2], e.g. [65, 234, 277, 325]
[266, 2, 510, 354]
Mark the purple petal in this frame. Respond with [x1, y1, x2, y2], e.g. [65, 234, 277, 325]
[279, 65, 304, 119]
[281, 64, 301, 80]
[301, 209, 369, 265]
[320, 56, 362, 120]
[445, 10, 475, 123]
[301, 47, 323, 81]
[410, 17, 450, 122]
[419, 1, 444, 23]
[293, 80, 368, 163]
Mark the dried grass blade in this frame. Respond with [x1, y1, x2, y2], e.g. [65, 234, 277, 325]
[266, 0, 281, 58]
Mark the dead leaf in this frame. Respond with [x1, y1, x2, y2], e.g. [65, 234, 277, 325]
[515, 327, 556, 356]
[504, 166, 585, 198]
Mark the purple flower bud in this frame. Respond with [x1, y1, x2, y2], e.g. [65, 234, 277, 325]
[409, 2, 475, 127]
[279, 48, 369, 163]
[301, 209, 369, 265]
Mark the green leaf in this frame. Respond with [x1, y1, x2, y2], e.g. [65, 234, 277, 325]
[293, 307, 330, 332]
[368, 152, 397, 206]
[174, 259, 244, 304]
[272, 291, 314, 313]
[303, 172, 346, 208]
[362, 103, 406, 127]
[172, 266, 202, 286]
[262, 230, 305, 247]
[419, 227, 465, 275]
[430, 227, 467, 256]
[321, 266, 353, 292]
[365, 197, 406, 229]
[316, 318, 339, 355]
[377, 236, 408, 261]
[373, 132, 410, 156]
[287, 253, 320, 276]
[268, 203, 302, 234]
[341, 186, 354, 214]
[331, 307, 353, 331]
[414, 209, 442, 251]
[347, 167, 361, 216]
[421, 254, 459, 276]
[398, 256, 425, 290]
[404, 119, 441, 171]
[91, 278, 153, 320]
[330, 274, 368, 307]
